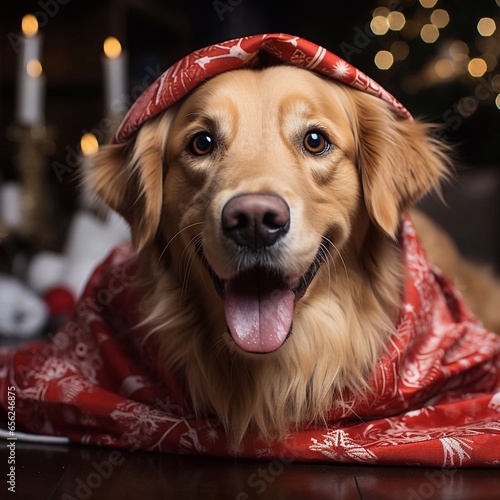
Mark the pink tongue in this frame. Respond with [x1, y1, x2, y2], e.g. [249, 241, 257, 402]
[224, 270, 294, 353]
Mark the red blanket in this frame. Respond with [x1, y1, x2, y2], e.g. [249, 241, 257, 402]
[1, 216, 499, 466]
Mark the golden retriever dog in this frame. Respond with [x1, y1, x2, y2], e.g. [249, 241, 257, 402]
[86, 64, 493, 445]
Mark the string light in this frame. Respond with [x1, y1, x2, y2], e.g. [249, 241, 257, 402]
[477, 18, 496, 37]
[449, 41, 469, 61]
[367, 5, 500, 114]
[419, 0, 438, 8]
[80, 133, 99, 156]
[421, 24, 440, 43]
[374, 50, 394, 70]
[371, 16, 389, 35]
[21, 14, 38, 37]
[388, 12, 406, 31]
[391, 41, 410, 61]
[468, 58, 488, 77]
[430, 9, 450, 28]
[372, 7, 390, 18]
[434, 59, 455, 79]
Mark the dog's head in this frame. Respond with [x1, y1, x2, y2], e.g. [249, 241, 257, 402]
[87, 65, 448, 356]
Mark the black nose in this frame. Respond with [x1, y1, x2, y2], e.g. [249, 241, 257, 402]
[221, 194, 290, 250]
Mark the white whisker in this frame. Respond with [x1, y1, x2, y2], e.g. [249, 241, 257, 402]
[154, 221, 205, 278]
[179, 233, 202, 302]
[323, 236, 350, 286]
[319, 241, 335, 293]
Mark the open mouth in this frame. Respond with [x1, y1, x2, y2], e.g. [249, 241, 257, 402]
[194, 240, 330, 354]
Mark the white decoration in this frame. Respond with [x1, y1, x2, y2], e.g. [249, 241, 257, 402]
[60, 210, 130, 297]
[27, 251, 66, 293]
[27, 209, 130, 298]
[0, 275, 47, 338]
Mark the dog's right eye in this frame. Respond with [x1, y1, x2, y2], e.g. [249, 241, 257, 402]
[303, 130, 330, 156]
[190, 133, 214, 156]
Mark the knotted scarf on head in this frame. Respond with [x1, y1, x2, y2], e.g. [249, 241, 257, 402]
[113, 33, 412, 144]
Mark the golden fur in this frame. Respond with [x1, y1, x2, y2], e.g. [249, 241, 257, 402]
[87, 65, 454, 444]
[411, 210, 500, 333]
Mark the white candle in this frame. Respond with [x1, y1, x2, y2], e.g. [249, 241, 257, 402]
[17, 15, 41, 75]
[17, 59, 46, 126]
[103, 37, 127, 116]
[15, 14, 45, 126]
[0, 182, 22, 230]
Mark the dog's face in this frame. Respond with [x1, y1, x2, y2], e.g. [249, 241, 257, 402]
[89, 65, 447, 358]
[163, 66, 363, 353]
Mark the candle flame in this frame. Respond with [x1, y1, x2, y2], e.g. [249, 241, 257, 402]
[103, 37, 122, 59]
[80, 133, 99, 156]
[26, 59, 43, 78]
[22, 14, 38, 37]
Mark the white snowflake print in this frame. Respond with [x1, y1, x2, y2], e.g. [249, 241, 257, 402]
[310, 429, 378, 463]
[332, 60, 351, 79]
[204, 424, 220, 444]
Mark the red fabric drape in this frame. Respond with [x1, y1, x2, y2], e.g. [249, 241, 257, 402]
[1, 217, 499, 466]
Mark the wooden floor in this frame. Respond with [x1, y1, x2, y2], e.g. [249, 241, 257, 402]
[1, 441, 499, 499]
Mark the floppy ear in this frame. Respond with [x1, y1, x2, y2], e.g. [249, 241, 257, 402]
[352, 93, 450, 237]
[85, 110, 174, 250]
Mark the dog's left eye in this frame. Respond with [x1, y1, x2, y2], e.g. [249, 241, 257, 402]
[190, 133, 214, 156]
[303, 130, 330, 155]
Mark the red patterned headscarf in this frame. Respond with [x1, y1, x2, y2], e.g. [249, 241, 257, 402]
[1, 35, 499, 467]
[113, 33, 411, 144]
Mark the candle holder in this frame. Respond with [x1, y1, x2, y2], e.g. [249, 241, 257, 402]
[6, 123, 57, 250]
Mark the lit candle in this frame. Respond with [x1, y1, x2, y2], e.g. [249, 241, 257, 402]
[102, 37, 127, 116]
[18, 59, 46, 126]
[15, 14, 45, 126]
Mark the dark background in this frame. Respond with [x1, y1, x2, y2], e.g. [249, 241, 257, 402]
[1, 0, 500, 264]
